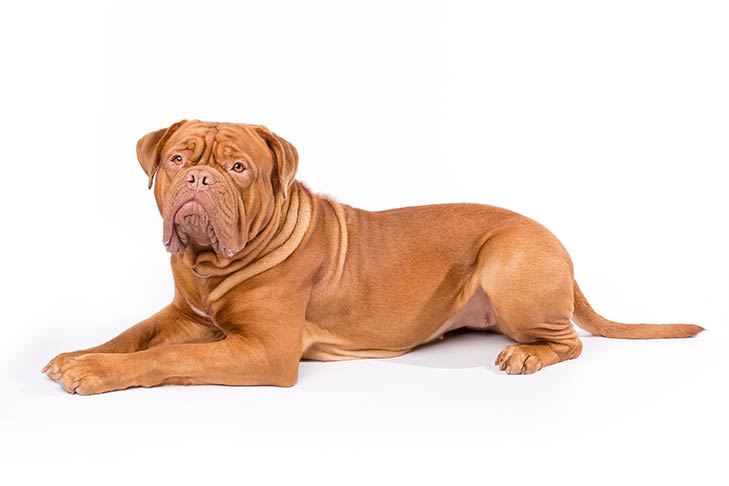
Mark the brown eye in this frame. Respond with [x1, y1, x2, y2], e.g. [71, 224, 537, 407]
[171, 154, 183, 164]
[231, 161, 246, 173]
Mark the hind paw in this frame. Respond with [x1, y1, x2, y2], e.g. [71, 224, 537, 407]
[495, 345, 545, 374]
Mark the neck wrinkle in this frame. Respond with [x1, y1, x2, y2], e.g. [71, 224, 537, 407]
[183, 183, 313, 300]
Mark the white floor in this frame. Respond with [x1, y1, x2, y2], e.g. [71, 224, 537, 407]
[2, 322, 724, 486]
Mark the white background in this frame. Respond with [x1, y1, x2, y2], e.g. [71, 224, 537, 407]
[1, 1, 727, 484]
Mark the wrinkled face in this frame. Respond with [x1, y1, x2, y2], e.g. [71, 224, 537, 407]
[136, 120, 298, 258]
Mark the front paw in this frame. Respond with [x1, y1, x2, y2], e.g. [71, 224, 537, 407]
[53, 354, 123, 395]
[42, 350, 91, 381]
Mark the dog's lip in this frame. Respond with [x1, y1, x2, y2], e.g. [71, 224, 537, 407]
[173, 200, 209, 223]
[162, 198, 242, 258]
[163, 198, 207, 244]
[166, 201, 214, 249]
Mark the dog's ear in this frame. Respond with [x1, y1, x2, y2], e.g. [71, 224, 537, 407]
[256, 126, 299, 199]
[136, 120, 188, 189]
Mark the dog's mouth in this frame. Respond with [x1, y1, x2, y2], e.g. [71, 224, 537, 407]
[163, 198, 241, 258]
[173, 200, 217, 246]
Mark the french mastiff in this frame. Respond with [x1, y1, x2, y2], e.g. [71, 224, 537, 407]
[43, 120, 703, 394]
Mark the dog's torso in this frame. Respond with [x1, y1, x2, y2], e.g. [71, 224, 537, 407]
[171, 184, 539, 361]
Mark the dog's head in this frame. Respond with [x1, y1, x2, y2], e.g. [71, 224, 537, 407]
[136, 120, 298, 258]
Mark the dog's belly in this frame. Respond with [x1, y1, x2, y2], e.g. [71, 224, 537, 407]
[301, 288, 496, 361]
[422, 286, 496, 340]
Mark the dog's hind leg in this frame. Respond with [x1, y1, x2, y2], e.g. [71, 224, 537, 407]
[475, 223, 583, 374]
[494, 322, 582, 374]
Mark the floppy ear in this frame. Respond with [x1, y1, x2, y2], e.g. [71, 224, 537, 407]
[256, 126, 299, 199]
[136, 120, 187, 189]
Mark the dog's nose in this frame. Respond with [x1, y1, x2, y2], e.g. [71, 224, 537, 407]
[184, 168, 217, 192]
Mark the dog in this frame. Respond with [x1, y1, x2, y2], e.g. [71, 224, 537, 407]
[42, 120, 703, 394]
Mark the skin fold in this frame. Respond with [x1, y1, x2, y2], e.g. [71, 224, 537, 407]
[42, 120, 704, 395]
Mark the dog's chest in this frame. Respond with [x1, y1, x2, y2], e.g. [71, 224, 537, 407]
[174, 267, 222, 321]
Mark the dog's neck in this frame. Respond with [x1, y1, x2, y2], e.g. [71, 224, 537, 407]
[180, 182, 313, 300]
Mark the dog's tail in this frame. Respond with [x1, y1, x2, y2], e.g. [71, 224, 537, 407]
[572, 280, 704, 339]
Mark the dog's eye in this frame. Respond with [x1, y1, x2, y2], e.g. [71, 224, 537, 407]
[231, 162, 246, 173]
[171, 154, 183, 164]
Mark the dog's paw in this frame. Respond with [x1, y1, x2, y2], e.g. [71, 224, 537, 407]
[495, 345, 545, 375]
[42, 351, 91, 381]
[53, 354, 123, 395]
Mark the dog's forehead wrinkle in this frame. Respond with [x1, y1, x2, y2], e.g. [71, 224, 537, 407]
[172, 126, 260, 170]
[216, 125, 257, 146]
[193, 129, 217, 166]
[169, 135, 206, 162]
[216, 140, 240, 159]
[209, 126, 270, 167]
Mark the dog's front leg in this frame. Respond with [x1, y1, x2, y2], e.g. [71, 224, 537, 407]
[53, 326, 302, 395]
[42, 305, 223, 380]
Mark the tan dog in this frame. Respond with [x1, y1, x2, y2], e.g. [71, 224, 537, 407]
[42, 120, 703, 394]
